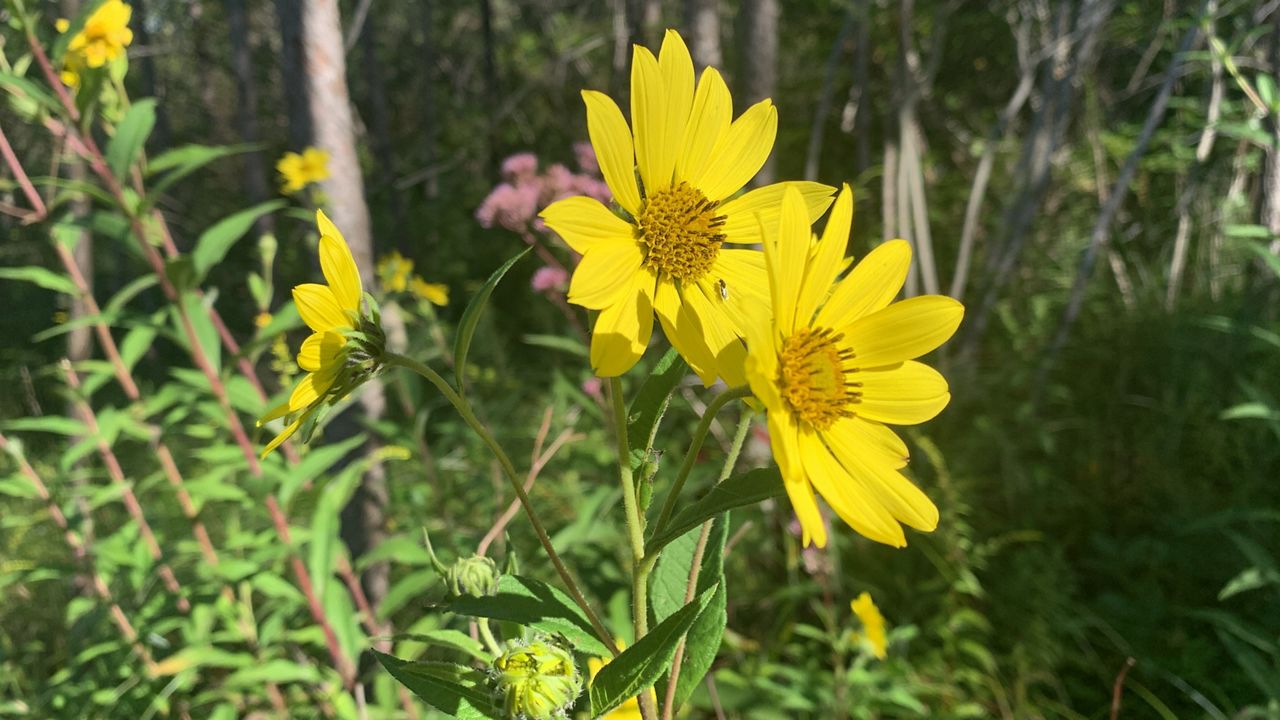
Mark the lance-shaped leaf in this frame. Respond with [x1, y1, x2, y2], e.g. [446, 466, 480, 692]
[626, 347, 688, 475]
[454, 248, 530, 390]
[374, 653, 504, 720]
[647, 467, 783, 553]
[447, 574, 609, 656]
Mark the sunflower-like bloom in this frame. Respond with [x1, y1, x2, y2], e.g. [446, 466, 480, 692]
[258, 210, 384, 457]
[540, 29, 833, 384]
[850, 592, 887, 659]
[57, 1, 134, 87]
[744, 186, 963, 548]
[492, 639, 582, 720]
[276, 147, 331, 194]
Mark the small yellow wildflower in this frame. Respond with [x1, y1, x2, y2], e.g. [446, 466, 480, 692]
[65, 1, 133, 69]
[276, 147, 330, 194]
[743, 185, 963, 548]
[851, 592, 887, 659]
[376, 250, 414, 292]
[258, 210, 384, 457]
[55, 18, 70, 33]
[540, 29, 834, 383]
[254, 311, 273, 329]
[410, 277, 449, 307]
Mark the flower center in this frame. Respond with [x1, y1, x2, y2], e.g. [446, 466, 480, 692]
[778, 327, 861, 430]
[637, 181, 726, 282]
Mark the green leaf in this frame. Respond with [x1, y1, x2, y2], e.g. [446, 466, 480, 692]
[454, 248, 530, 390]
[0, 266, 79, 296]
[627, 348, 688, 474]
[106, 99, 157, 179]
[0, 73, 60, 114]
[665, 517, 728, 710]
[647, 468, 783, 553]
[191, 201, 285, 280]
[447, 574, 609, 656]
[176, 292, 221, 373]
[374, 653, 503, 719]
[3, 416, 87, 436]
[223, 659, 321, 688]
[391, 629, 488, 661]
[308, 461, 364, 607]
[146, 144, 254, 199]
[589, 585, 717, 718]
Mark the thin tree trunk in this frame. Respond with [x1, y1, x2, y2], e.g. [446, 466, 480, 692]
[685, 0, 722, 70]
[129, 0, 170, 149]
[741, 0, 779, 185]
[613, 0, 630, 97]
[882, 138, 899, 242]
[1035, 8, 1204, 402]
[276, 0, 313, 150]
[419, 0, 438, 203]
[804, 7, 855, 182]
[303, 0, 389, 607]
[227, 0, 274, 235]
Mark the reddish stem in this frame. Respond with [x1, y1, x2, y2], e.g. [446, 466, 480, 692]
[0, 122, 48, 221]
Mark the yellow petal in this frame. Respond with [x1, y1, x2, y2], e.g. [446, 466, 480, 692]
[817, 239, 912, 328]
[802, 431, 906, 547]
[659, 30, 694, 157]
[683, 282, 746, 386]
[258, 400, 292, 426]
[540, 197, 636, 254]
[582, 90, 641, 216]
[654, 282, 717, 385]
[796, 184, 853, 325]
[691, 99, 777, 201]
[293, 283, 352, 333]
[319, 234, 362, 313]
[316, 208, 343, 244]
[289, 369, 337, 411]
[766, 187, 812, 336]
[855, 361, 950, 426]
[676, 67, 732, 184]
[830, 416, 909, 469]
[841, 295, 963, 368]
[771, 412, 826, 548]
[708, 250, 770, 338]
[297, 331, 346, 373]
[824, 425, 938, 532]
[630, 44, 677, 193]
[567, 241, 644, 309]
[590, 270, 656, 376]
[261, 415, 303, 459]
[719, 182, 835, 245]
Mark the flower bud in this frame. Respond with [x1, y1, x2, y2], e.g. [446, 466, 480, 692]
[446, 555, 499, 598]
[492, 639, 581, 720]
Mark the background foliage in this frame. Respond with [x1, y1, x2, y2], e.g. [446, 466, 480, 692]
[2, 0, 1279, 718]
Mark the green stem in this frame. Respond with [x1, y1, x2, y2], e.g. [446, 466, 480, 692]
[608, 375, 658, 720]
[384, 352, 618, 655]
[477, 619, 503, 658]
[649, 386, 751, 544]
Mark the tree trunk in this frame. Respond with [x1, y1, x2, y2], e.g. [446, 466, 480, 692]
[302, 0, 389, 607]
[741, 0, 779, 185]
[358, 10, 408, 241]
[684, 0, 722, 70]
[275, 0, 313, 150]
[129, 0, 171, 149]
[419, 0, 438, 203]
[227, 0, 274, 235]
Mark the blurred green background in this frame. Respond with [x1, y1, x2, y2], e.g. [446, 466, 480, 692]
[2, 0, 1279, 718]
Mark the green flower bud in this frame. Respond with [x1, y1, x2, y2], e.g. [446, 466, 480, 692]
[446, 554, 499, 598]
[492, 639, 581, 720]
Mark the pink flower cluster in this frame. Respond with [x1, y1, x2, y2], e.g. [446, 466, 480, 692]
[475, 146, 611, 233]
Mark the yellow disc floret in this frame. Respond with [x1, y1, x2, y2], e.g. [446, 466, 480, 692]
[778, 327, 860, 430]
[636, 181, 726, 282]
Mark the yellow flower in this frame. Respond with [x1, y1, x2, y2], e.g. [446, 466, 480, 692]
[540, 29, 834, 383]
[850, 592, 887, 659]
[376, 250, 414, 292]
[743, 185, 963, 548]
[276, 146, 331, 194]
[258, 210, 383, 457]
[410, 276, 449, 306]
[493, 640, 582, 720]
[587, 641, 653, 720]
[254, 311, 272, 328]
[65, 0, 133, 70]
[55, 18, 71, 33]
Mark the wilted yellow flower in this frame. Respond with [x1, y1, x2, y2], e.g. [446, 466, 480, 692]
[276, 147, 330, 194]
[743, 185, 963, 548]
[493, 640, 582, 720]
[851, 592, 887, 659]
[376, 250, 414, 292]
[64, 1, 133, 70]
[258, 210, 384, 457]
[410, 277, 448, 306]
[540, 29, 833, 383]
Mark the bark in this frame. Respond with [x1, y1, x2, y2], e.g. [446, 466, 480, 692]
[303, 0, 389, 606]
[227, 0, 275, 235]
[684, 0, 722, 70]
[741, 0, 779, 185]
[613, 0, 630, 97]
[419, 0, 438, 201]
[275, 0, 313, 150]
